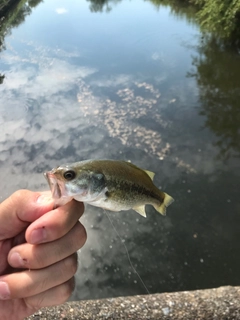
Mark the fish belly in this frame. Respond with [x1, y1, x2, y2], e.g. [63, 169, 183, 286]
[86, 198, 132, 212]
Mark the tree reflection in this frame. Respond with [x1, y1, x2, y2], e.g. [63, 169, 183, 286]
[0, 73, 4, 85]
[28, 0, 43, 8]
[0, 0, 43, 53]
[188, 35, 240, 159]
[148, 0, 198, 23]
[145, 0, 240, 160]
[148, 0, 240, 42]
[86, 0, 122, 12]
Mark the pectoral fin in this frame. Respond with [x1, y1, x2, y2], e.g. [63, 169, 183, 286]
[133, 205, 147, 218]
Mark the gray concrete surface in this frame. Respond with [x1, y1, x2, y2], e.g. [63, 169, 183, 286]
[26, 286, 240, 320]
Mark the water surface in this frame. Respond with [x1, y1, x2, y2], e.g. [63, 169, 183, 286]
[0, 0, 239, 300]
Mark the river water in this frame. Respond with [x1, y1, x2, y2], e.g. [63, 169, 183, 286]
[0, 0, 239, 300]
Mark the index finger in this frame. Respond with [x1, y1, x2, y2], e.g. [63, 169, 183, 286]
[0, 190, 54, 241]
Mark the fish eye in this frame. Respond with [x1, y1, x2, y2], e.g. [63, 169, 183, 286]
[63, 170, 76, 181]
[94, 173, 104, 180]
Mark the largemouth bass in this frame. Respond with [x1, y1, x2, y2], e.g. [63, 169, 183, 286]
[44, 159, 174, 217]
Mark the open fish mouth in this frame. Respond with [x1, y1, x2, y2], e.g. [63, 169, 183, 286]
[44, 171, 61, 199]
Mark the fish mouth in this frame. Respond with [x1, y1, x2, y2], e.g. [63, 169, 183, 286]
[44, 171, 61, 199]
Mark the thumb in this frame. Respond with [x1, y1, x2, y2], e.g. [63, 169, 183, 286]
[0, 190, 54, 241]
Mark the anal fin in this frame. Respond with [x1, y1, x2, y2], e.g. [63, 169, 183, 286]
[133, 205, 147, 218]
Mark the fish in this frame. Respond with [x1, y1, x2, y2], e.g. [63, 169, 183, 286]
[44, 159, 174, 217]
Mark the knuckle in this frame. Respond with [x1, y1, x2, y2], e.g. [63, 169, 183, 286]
[63, 253, 78, 276]
[31, 293, 45, 310]
[8, 190, 35, 215]
[73, 200, 84, 213]
[30, 247, 45, 268]
[11, 189, 30, 203]
[61, 277, 75, 300]
[24, 297, 41, 312]
[69, 200, 85, 219]
[38, 274, 51, 293]
[75, 223, 87, 247]
[78, 201, 85, 215]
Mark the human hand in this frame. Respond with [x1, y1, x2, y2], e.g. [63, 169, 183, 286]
[0, 190, 86, 320]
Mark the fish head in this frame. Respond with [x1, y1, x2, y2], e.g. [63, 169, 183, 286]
[44, 164, 107, 202]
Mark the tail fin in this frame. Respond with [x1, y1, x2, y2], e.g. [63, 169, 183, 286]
[154, 192, 174, 216]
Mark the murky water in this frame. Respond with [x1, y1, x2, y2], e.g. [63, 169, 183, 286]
[0, 0, 240, 300]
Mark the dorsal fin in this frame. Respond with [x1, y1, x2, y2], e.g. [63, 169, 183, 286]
[144, 170, 155, 180]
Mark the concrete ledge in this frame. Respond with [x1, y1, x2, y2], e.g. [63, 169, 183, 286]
[27, 286, 240, 319]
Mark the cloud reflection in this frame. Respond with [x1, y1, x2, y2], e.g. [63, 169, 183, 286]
[0, 40, 195, 298]
[0, 27, 239, 301]
[55, 8, 68, 14]
[0, 38, 213, 204]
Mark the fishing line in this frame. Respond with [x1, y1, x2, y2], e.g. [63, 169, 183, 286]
[104, 210, 150, 295]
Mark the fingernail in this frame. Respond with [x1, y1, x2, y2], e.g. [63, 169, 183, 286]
[30, 227, 47, 244]
[37, 194, 53, 203]
[9, 252, 25, 267]
[0, 281, 10, 300]
[37, 194, 53, 204]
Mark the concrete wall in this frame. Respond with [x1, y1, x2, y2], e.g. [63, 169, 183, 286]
[26, 286, 240, 320]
